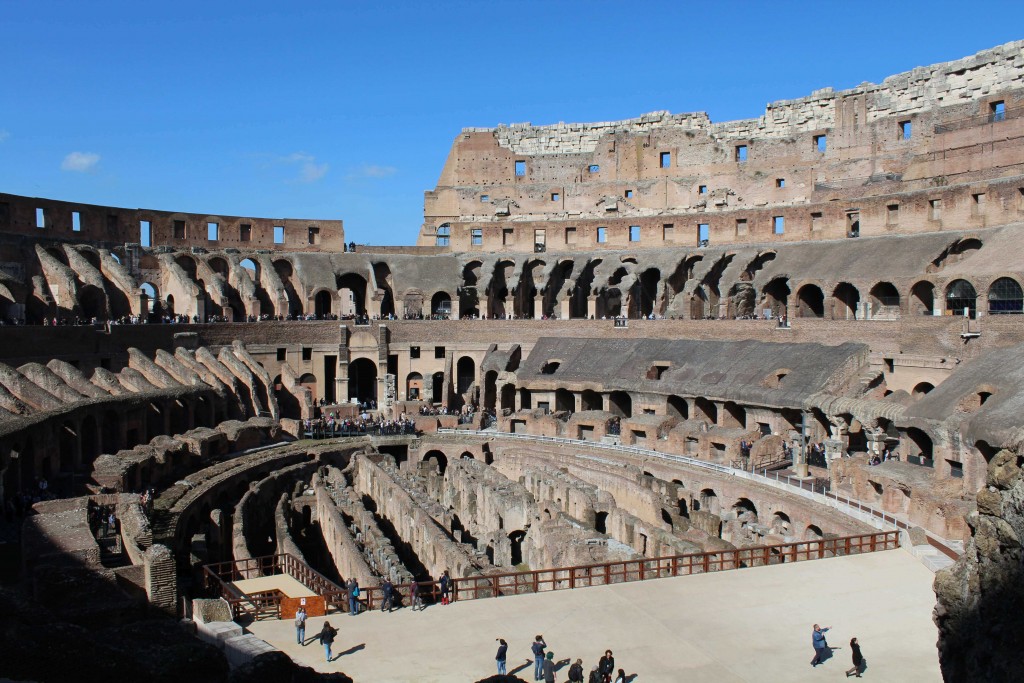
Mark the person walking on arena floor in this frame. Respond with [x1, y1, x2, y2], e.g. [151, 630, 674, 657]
[846, 637, 865, 677]
[294, 606, 306, 645]
[318, 621, 337, 662]
[811, 623, 831, 666]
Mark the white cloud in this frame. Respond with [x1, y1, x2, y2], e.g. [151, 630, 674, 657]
[298, 160, 329, 183]
[278, 151, 329, 183]
[347, 164, 397, 180]
[61, 151, 100, 172]
[0, 130, 9, 143]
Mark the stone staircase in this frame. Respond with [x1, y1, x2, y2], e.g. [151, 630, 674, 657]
[908, 541, 961, 573]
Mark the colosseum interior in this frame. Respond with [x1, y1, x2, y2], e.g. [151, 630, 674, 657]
[2, 40, 1024, 683]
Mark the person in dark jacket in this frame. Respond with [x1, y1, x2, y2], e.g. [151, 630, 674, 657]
[567, 658, 584, 682]
[381, 578, 395, 612]
[440, 570, 451, 605]
[599, 650, 615, 683]
[318, 621, 337, 662]
[531, 635, 547, 681]
[495, 638, 508, 675]
[588, 665, 602, 683]
[846, 637, 864, 677]
[541, 651, 556, 683]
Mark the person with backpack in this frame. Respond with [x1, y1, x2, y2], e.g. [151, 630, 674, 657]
[347, 578, 360, 616]
[567, 658, 584, 683]
[531, 635, 547, 681]
[318, 621, 337, 662]
[294, 606, 307, 645]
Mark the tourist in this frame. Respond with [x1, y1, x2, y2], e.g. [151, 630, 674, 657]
[440, 569, 451, 605]
[567, 658, 584, 682]
[318, 621, 337, 662]
[588, 665, 602, 683]
[495, 638, 508, 675]
[613, 669, 627, 683]
[542, 651, 556, 683]
[410, 579, 423, 611]
[381, 577, 395, 612]
[347, 577, 360, 616]
[295, 606, 306, 645]
[810, 623, 831, 666]
[599, 650, 615, 683]
[531, 635, 547, 681]
[846, 637, 865, 677]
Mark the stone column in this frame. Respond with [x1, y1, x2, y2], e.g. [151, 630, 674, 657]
[559, 297, 571, 320]
[144, 544, 178, 614]
[587, 296, 597, 319]
[534, 295, 544, 319]
[823, 439, 846, 463]
[367, 292, 382, 319]
[865, 424, 887, 456]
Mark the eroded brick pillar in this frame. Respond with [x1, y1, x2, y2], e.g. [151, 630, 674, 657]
[144, 544, 178, 614]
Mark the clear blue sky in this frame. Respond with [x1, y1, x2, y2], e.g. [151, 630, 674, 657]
[2, 1, 1022, 245]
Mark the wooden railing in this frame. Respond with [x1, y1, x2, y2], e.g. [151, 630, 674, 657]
[204, 531, 898, 619]
[202, 553, 345, 620]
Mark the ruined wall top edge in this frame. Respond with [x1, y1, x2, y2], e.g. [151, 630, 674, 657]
[462, 41, 1024, 155]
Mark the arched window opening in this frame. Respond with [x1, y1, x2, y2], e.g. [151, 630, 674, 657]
[455, 356, 476, 397]
[760, 277, 790, 317]
[314, 290, 333, 318]
[796, 284, 824, 318]
[608, 391, 632, 418]
[910, 281, 935, 315]
[424, 450, 448, 476]
[698, 489, 720, 516]
[988, 277, 1023, 314]
[667, 395, 688, 420]
[431, 291, 452, 317]
[406, 372, 423, 401]
[555, 388, 574, 413]
[832, 283, 860, 320]
[508, 530, 526, 566]
[581, 390, 602, 412]
[869, 282, 900, 318]
[694, 397, 717, 425]
[946, 279, 977, 319]
[435, 223, 451, 247]
[912, 382, 934, 398]
[348, 358, 378, 404]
